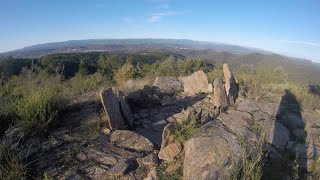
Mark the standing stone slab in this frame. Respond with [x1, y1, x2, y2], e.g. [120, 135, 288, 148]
[118, 91, 134, 127]
[182, 70, 210, 95]
[213, 78, 229, 109]
[223, 64, 238, 104]
[100, 88, 126, 130]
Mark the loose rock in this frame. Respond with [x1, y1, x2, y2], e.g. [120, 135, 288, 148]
[110, 130, 154, 152]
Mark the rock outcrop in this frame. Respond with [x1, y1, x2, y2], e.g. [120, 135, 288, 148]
[100, 88, 126, 130]
[153, 76, 183, 95]
[223, 63, 238, 104]
[182, 70, 212, 95]
[184, 121, 242, 180]
[213, 78, 229, 111]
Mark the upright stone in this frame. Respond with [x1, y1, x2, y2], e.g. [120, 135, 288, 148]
[182, 70, 210, 95]
[223, 63, 238, 104]
[100, 88, 126, 130]
[213, 78, 229, 110]
[118, 91, 134, 127]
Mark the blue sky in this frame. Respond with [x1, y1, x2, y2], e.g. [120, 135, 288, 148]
[0, 0, 319, 62]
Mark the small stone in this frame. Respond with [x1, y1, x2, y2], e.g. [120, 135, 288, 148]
[101, 127, 111, 135]
[136, 152, 159, 167]
[110, 161, 130, 176]
[76, 152, 88, 161]
[158, 142, 182, 162]
[42, 138, 62, 151]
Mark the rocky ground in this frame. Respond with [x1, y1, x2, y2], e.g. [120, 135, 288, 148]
[4, 64, 320, 180]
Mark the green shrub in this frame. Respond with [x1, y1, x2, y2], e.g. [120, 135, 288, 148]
[14, 87, 65, 134]
[0, 143, 26, 180]
[174, 116, 200, 143]
[114, 63, 138, 84]
[207, 64, 223, 82]
[67, 72, 108, 96]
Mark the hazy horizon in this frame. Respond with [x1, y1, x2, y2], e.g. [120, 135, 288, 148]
[1, 0, 319, 62]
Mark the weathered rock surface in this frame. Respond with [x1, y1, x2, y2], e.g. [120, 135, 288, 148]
[118, 91, 134, 127]
[213, 78, 229, 110]
[100, 88, 126, 130]
[110, 161, 130, 176]
[223, 63, 238, 104]
[217, 110, 258, 143]
[144, 167, 158, 180]
[158, 142, 182, 162]
[137, 152, 159, 167]
[182, 70, 210, 95]
[153, 76, 183, 95]
[184, 121, 242, 180]
[5, 126, 25, 149]
[160, 122, 178, 149]
[110, 130, 154, 152]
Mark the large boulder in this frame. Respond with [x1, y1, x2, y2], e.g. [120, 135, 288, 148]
[118, 91, 134, 127]
[213, 78, 229, 110]
[183, 121, 242, 180]
[223, 64, 238, 104]
[182, 70, 211, 95]
[110, 130, 154, 152]
[153, 76, 183, 95]
[100, 88, 126, 130]
[217, 110, 258, 143]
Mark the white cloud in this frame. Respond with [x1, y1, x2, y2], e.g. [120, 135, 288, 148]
[122, 17, 135, 23]
[156, 4, 170, 9]
[147, 10, 187, 23]
[278, 40, 320, 48]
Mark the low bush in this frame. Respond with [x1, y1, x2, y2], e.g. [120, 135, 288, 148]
[14, 87, 65, 134]
[0, 143, 27, 180]
[174, 116, 201, 143]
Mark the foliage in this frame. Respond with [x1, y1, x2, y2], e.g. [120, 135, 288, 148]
[0, 143, 27, 180]
[66, 72, 109, 96]
[207, 64, 223, 82]
[157, 166, 183, 180]
[228, 134, 266, 180]
[14, 86, 65, 134]
[174, 115, 201, 143]
[114, 63, 140, 84]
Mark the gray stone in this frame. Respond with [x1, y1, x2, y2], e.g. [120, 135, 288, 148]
[153, 76, 183, 94]
[213, 78, 229, 110]
[100, 88, 126, 130]
[110, 130, 154, 152]
[118, 91, 134, 127]
[110, 161, 130, 176]
[161, 122, 178, 149]
[42, 138, 62, 151]
[223, 63, 238, 104]
[158, 142, 182, 162]
[137, 152, 159, 167]
[183, 121, 242, 180]
[182, 70, 210, 95]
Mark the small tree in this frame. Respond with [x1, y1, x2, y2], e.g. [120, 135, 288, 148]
[78, 59, 89, 76]
[114, 63, 136, 84]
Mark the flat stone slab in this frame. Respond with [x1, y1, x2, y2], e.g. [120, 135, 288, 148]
[110, 130, 154, 152]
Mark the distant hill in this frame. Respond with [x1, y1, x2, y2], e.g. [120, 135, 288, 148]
[0, 38, 319, 84]
[0, 38, 272, 58]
